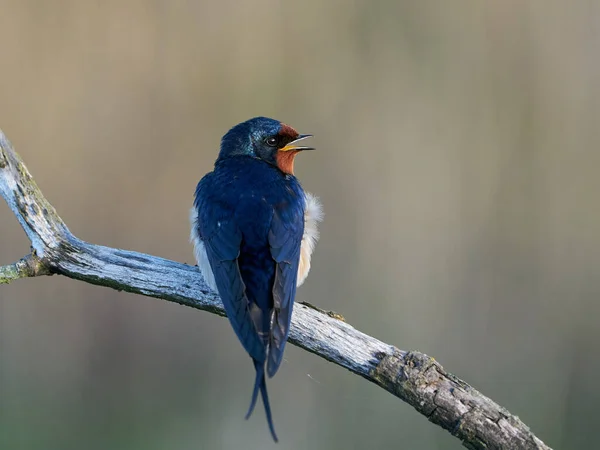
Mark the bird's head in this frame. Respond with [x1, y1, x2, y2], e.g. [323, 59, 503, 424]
[218, 117, 314, 175]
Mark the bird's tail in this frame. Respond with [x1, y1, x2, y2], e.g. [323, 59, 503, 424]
[245, 359, 278, 442]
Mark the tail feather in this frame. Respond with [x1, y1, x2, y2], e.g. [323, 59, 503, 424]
[245, 359, 278, 442]
[260, 371, 278, 442]
[245, 360, 262, 420]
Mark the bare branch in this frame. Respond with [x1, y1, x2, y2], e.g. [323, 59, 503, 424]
[0, 129, 551, 450]
[0, 253, 50, 284]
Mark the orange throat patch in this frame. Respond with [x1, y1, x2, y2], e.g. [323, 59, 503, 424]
[276, 150, 300, 175]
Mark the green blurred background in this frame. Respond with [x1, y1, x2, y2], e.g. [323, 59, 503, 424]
[1, 1, 599, 449]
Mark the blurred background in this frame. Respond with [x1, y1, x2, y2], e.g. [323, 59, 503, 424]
[0, 1, 599, 449]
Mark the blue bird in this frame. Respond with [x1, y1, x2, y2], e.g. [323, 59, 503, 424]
[190, 117, 322, 441]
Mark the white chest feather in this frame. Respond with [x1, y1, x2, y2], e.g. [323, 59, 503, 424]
[189, 207, 218, 291]
[190, 192, 322, 289]
[296, 192, 323, 286]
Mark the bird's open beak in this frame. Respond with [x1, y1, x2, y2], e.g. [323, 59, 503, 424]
[280, 134, 315, 152]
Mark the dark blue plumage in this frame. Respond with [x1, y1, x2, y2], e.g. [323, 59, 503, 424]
[191, 117, 319, 441]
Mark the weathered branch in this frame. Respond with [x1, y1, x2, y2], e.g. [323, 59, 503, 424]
[0, 253, 49, 283]
[0, 129, 550, 450]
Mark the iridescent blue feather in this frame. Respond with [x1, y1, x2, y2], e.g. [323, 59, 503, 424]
[193, 148, 305, 441]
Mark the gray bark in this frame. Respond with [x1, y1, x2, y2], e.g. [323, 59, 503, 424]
[0, 129, 550, 450]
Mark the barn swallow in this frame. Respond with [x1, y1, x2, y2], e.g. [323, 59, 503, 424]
[190, 117, 322, 441]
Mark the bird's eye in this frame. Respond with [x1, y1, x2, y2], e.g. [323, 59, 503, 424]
[265, 136, 278, 147]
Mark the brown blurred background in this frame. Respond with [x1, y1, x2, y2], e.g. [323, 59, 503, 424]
[1, 1, 599, 449]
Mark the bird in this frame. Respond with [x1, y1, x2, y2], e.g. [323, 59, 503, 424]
[189, 117, 323, 441]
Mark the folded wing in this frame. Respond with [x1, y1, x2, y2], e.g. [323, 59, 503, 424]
[267, 203, 304, 377]
[193, 178, 266, 362]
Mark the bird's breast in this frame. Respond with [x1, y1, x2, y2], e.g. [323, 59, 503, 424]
[297, 192, 323, 286]
[189, 206, 218, 291]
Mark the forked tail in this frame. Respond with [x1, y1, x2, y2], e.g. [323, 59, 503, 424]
[245, 359, 278, 442]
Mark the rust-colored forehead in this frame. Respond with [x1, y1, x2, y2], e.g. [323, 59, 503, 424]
[278, 123, 299, 139]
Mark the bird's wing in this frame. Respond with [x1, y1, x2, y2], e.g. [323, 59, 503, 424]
[267, 202, 304, 377]
[194, 179, 266, 362]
